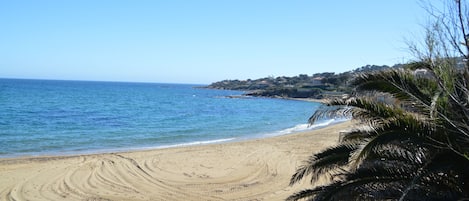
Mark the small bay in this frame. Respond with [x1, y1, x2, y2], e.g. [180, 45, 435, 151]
[0, 78, 330, 158]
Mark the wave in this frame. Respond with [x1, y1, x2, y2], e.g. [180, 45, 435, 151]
[265, 118, 349, 137]
[56, 138, 240, 156]
[152, 118, 346, 149]
[155, 138, 237, 149]
[10, 138, 239, 158]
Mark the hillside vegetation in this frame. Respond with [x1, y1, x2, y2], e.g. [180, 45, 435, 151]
[205, 64, 401, 99]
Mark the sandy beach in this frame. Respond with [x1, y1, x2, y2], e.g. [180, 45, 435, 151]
[0, 121, 351, 201]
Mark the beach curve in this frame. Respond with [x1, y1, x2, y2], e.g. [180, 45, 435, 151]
[0, 121, 351, 201]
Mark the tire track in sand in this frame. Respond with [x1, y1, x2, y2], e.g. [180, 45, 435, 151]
[0, 122, 350, 201]
[4, 154, 219, 201]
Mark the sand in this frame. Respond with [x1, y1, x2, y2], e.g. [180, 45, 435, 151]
[0, 121, 351, 201]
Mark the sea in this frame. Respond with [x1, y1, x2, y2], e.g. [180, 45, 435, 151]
[0, 78, 343, 158]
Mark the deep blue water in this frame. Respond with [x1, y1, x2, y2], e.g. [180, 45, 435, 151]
[0, 78, 332, 158]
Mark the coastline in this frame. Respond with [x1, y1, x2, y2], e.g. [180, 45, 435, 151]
[0, 116, 344, 160]
[2, 80, 327, 159]
[0, 121, 352, 201]
[282, 97, 330, 104]
[225, 93, 330, 104]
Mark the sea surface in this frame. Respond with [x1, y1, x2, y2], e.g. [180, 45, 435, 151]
[0, 78, 340, 158]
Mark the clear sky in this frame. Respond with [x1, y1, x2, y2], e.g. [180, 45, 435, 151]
[0, 1, 436, 84]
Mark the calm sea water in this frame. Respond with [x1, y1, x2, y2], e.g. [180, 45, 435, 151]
[0, 78, 334, 158]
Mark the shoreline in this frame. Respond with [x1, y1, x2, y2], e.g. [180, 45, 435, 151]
[0, 121, 352, 201]
[225, 93, 330, 104]
[1, 83, 325, 160]
[0, 116, 345, 160]
[281, 97, 330, 104]
[0, 117, 347, 160]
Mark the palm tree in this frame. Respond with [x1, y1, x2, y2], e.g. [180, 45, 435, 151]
[288, 0, 469, 199]
[287, 62, 469, 200]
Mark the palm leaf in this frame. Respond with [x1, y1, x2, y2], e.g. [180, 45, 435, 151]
[285, 188, 322, 201]
[289, 143, 358, 186]
[398, 151, 469, 200]
[339, 127, 375, 143]
[352, 69, 439, 113]
[309, 97, 407, 127]
[289, 44, 469, 200]
[312, 174, 408, 200]
[349, 118, 433, 168]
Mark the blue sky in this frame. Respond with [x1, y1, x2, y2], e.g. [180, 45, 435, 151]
[1, 1, 434, 84]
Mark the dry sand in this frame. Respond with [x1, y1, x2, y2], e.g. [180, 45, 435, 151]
[0, 121, 351, 201]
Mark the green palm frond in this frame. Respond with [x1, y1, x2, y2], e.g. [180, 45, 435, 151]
[340, 128, 375, 143]
[305, 153, 467, 201]
[308, 105, 351, 125]
[350, 131, 426, 169]
[285, 188, 322, 201]
[343, 98, 405, 121]
[289, 54, 469, 199]
[352, 69, 439, 113]
[369, 144, 428, 165]
[310, 97, 406, 127]
[289, 143, 358, 186]
[310, 171, 409, 201]
[398, 151, 469, 201]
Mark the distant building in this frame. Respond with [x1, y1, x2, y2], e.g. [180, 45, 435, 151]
[311, 77, 323, 86]
[413, 69, 432, 78]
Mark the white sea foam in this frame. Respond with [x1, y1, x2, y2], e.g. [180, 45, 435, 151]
[275, 124, 311, 135]
[156, 138, 237, 149]
[265, 118, 349, 137]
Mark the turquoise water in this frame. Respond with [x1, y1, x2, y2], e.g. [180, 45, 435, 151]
[0, 78, 332, 158]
